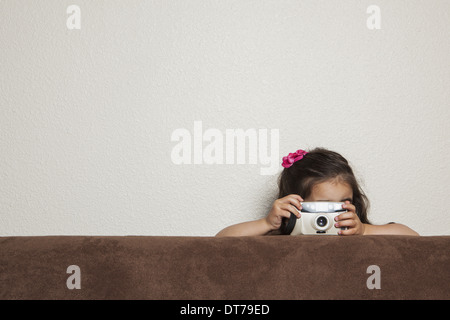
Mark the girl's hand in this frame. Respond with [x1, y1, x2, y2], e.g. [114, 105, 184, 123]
[266, 194, 303, 231]
[334, 201, 365, 235]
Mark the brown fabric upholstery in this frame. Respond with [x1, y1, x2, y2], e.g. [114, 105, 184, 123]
[1, 235, 449, 299]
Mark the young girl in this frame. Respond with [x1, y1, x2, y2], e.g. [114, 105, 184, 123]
[216, 147, 419, 237]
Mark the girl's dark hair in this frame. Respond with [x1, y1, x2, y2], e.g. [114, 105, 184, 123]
[278, 147, 370, 224]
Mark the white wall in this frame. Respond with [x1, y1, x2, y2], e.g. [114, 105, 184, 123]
[1, 0, 449, 236]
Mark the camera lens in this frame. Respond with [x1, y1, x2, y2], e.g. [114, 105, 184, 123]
[316, 216, 328, 227]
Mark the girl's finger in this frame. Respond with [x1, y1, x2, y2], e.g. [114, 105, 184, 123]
[342, 202, 356, 212]
[280, 195, 303, 211]
[290, 194, 304, 202]
[335, 219, 356, 228]
[338, 227, 356, 236]
[283, 194, 304, 203]
[280, 203, 301, 218]
[335, 212, 355, 221]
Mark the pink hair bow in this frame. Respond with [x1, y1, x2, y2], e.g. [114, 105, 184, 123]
[282, 149, 308, 168]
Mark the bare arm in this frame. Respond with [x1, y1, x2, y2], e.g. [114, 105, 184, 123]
[215, 194, 303, 237]
[363, 223, 419, 236]
[215, 218, 272, 237]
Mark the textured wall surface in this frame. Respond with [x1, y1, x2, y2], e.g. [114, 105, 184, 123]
[1, 1, 449, 236]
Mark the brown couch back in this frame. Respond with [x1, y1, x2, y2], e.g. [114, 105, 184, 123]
[1, 235, 449, 299]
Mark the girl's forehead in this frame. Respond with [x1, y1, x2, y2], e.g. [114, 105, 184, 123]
[308, 180, 353, 201]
